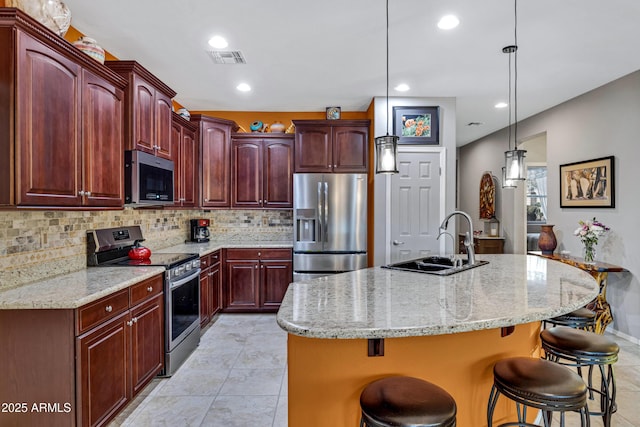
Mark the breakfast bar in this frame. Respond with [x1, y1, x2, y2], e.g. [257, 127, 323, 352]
[276, 254, 599, 426]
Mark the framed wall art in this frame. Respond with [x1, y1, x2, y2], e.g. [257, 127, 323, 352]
[559, 155, 615, 208]
[393, 106, 440, 145]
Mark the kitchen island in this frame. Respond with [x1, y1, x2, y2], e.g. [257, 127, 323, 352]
[276, 254, 599, 426]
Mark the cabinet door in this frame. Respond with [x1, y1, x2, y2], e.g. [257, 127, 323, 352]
[231, 138, 262, 208]
[82, 69, 125, 207]
[225, 259, 260, 310]
[210, 261, 222, 316]
[332, 126, 368, 172]
[131, 74, 155, 154]
[294, 126, 332, 172]
[263, 138, 293, 208]
[16, 31, 82, 206]
[181, 125, 198, 207]
[260, 259, 293, 309]
[77, 312, 130, 427]
[201, 121, 231, 207]
[154, 92, 173, 160]
[199, 268, 211, 327]
[130, 294, 164, 396]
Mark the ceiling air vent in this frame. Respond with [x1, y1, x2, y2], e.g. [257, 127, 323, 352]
[207, 50, 246, 64]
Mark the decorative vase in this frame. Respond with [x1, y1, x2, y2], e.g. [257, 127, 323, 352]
[250, 121, 264, 132]
[72, 37, 105, 64]
[538, 224, 557, 255]
[9, 0, 71, 37]
[269, 121, 285, 133]
[583, 244, 596, 264]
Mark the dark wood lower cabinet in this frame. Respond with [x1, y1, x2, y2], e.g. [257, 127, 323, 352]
[0, 274, 164, 427]
[200, 251, 222, 328]
[224, 248, 292, 312]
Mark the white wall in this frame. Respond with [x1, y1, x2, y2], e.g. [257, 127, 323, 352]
[372, 96, 457, 266]
[459, 70, 640, 341]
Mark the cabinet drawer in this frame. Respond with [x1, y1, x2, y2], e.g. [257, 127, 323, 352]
[201, 251, 221, 268]
[225, 248, 291, 260]
[210, 250, 221, 265]
[77, 289, 129, 334]
[130, 274, 164, 306]
[259, 248, 292, 260]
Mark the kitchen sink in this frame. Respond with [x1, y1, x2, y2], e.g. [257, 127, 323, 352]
[381, 256, 489, 276]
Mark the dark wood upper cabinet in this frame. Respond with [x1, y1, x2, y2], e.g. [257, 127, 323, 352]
[293, 120, 370, 173]
[231, 133, 294, 209]
[104, 60, 176, 161]
[171, 112, 198, 208]
[192, 114, 238, 208]
[0, 9, 127, 207]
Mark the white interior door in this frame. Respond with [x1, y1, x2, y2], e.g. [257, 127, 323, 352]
[389, 148, 445, 263]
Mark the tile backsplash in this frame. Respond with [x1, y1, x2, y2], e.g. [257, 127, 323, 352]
[0, 209, 292, 290]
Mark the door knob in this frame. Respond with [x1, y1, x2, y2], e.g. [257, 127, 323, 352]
[392, 240, 405, 246]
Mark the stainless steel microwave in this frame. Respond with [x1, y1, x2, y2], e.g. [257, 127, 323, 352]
[125, 150, 174, 205]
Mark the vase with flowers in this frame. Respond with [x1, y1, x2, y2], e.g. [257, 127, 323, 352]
[574, 217, 610, 264]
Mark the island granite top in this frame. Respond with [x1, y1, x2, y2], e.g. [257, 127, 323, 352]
[276, 254, 599, 339]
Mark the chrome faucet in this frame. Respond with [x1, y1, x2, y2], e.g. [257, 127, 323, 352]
[438, 211, 476, 265]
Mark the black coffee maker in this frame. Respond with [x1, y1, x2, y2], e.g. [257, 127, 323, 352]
[190, 219, 210, 243]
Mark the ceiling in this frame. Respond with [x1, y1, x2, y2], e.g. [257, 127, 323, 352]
[62, 0, 640, 146]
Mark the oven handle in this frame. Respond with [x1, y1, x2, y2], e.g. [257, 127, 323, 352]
[169, 268, 201, 290]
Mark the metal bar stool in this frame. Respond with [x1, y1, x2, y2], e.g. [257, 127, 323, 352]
[487, 357, 590, 427]
[543, 307, 596, 331]
[360, 376, 456, 427]
[541, 326, 619, 427]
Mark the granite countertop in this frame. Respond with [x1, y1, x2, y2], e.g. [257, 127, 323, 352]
[0, 239, 292, 310]
[276, 254, 599, 339]
[158, 240, 292, 257]
[0, 266, 165, 310]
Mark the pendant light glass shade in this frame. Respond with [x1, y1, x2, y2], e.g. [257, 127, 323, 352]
[502, 166, 517, 188]
[374, 0, 399, 174]
[504, 149, 526, 180]
[375, 135, 399, 173]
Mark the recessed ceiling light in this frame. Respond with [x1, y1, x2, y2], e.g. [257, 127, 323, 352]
[495, 102, 508, 109]
[208, 35, 228, 49]
[394, 83, 410, 92]
[437, 15, 459, 30]
[236, 83, 251, 92]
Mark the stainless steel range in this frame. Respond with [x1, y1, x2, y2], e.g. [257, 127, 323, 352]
[87, 226, 200, 376]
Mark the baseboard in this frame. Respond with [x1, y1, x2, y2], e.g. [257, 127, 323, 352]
[606, 327, 640, 346]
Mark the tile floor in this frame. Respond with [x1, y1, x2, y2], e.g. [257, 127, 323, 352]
[109, 314, 640, 426]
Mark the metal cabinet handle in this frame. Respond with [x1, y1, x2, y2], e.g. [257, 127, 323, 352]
[392, 240, 405, 246]
[105, 305, 113, 312]
[132, 317, 138, 323]
[147, 286, 153, 292]
[127, 320, 133, 326]
[78, 190, 85, 196]
[85, 191, 91, 196]
[257, 252, 261, 257]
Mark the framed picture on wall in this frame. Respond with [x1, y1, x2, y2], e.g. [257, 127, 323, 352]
[559, 156, 615, 208]
[393, 106, 440, 145]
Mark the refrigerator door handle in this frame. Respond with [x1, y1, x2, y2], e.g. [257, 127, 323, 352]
[317, 181, 323, 243]
[323, 181, 329, 243]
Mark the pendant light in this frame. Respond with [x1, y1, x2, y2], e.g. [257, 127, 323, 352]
[503, 0, 526, 181]
[375, 0, 399, 174]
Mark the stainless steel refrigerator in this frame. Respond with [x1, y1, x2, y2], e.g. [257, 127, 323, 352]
[293, 173, 367, 281]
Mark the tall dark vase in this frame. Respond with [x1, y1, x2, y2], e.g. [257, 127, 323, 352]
[538, 224, 557, 255]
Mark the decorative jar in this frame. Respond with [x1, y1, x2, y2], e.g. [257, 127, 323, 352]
[538, 224, 557, 255]
[9, 0, 71, 37]
[72, 37, 105, 64]
[269, 121, 285, 133]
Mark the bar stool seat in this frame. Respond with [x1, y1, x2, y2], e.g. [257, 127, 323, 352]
[487, 357, 589, 426]
[360, 376, 456, 427]
[544, 307, 596, 331]
[541, 326, 619, 426]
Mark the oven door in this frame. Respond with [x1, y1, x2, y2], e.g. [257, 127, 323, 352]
[166, 268, 200, 351]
